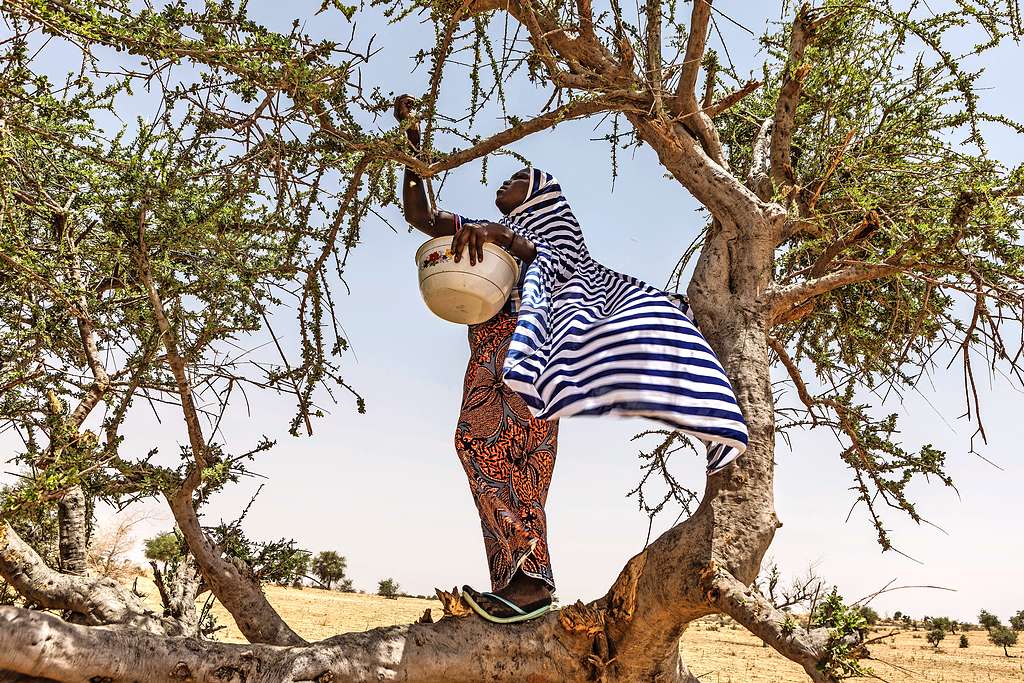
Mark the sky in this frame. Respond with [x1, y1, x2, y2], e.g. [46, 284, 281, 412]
[5, 2, 1024, 626]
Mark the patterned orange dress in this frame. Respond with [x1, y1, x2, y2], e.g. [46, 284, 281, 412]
[455, 309, 558, 592]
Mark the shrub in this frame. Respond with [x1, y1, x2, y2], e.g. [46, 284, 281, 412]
[926, 628, 946, 648]
[959, 634, 969, 648]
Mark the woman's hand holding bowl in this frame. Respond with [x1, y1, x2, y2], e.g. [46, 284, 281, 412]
[451, 223, 512, 267]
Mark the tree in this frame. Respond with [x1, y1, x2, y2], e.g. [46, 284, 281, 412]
[979, 610, 1003, 630]
[988, 626, 1018, 657]
[926, 628, 946, 649]
[311, 552, 349, 591]
[378, 578, 400, 600]
[1010, 610, 1024, 632]
[144, 533, 183, 567]
[858, 607, 879, 627]
[0, 1, 1021, 682]
[893, 611, 902, 622]
[902, 614, 914, 629]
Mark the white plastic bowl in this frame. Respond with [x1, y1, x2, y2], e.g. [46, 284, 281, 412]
[415, 236, 520, 324]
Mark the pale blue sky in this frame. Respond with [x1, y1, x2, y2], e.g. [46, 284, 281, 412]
[7, 2, 1024, 625]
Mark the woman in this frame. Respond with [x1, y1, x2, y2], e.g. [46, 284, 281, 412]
[394, 95, 747, 624]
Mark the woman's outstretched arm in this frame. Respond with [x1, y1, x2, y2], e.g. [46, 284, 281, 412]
[394, 95, 456, 237]
[393, 95, 535, 266]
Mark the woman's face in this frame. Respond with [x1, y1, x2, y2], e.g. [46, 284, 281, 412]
[495, 168, 531, 214]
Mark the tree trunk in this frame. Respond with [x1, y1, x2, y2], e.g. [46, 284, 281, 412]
[57, 485, 88, 577]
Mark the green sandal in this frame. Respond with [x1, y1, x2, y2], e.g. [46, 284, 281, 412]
[462, 585, 554, 624]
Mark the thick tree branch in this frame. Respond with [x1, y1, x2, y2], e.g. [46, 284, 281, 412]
[705, 79, 762, 117]
[767, 262, 902, 326]
[706, 570, 863, 683]
[629, 116, 777, 234]
[426, 95, 631, 176]
[645, 0, 665, 117]
[0, 605, 597, 683]
[0, 523, 181, 635]
[674, 0, 712, 113]
[669, 0, 725, 165]
[770, 4, 826, 190]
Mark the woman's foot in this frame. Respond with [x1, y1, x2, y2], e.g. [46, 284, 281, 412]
[462, 585, 553, 623]
[461, 570, 555, 623]
[492, 570, 551, 606]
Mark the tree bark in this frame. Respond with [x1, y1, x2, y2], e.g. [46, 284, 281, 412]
[0, 523, 182, 635]
[151, 557, 202, 637]
[0, 606, 599, 683]
[56, 486, 88, 577]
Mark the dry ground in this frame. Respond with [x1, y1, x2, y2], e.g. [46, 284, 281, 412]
[134, 578, 1023, 681]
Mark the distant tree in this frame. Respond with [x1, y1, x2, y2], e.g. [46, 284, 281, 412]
[988, 626, 1018, 657]
[926, 628, 946, 649]
[378, 578, 400, 600]
[928, 616, 957, 633]
[979, 610, 1002, 630]
[310, 552, 348, 590]
[337, 578, 355, 593]
[1010, 610, 1024, 632]
[143, 532, 183, 567]
[893, 611, 903, 622]
[902, 614, 914, 629]
[959, 634, 969, 648]
[858, 606, 879, 626]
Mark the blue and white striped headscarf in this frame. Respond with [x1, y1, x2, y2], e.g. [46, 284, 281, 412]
[497, 167, 748, 474]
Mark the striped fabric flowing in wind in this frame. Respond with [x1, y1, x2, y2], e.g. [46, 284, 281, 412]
[495, 167, 748, 474]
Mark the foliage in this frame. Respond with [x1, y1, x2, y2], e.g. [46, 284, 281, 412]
[959, 634, 969, 648]
[144, 532, 183, 566]
[988, 626, 1018, 655]
[377, 578, 400, 600]
[979, 609, 1002, 630]
[926, 628, 946, 648]
[810, 588, 870, 678]
[281, 554, 310, 588]
[210, 523, 310, 587]
[1010, 610, 1024, 631]
[0, 487, 59, 569]
[310, 551, 349, 590]
[926, 616, 957, 633]
[738, 0, 1022, 553]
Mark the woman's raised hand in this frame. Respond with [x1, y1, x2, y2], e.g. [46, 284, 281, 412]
[451, 223, 512, 267]
[393, 94, 421, 146]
